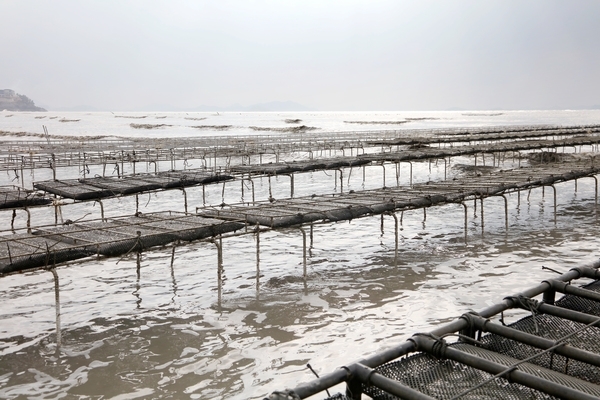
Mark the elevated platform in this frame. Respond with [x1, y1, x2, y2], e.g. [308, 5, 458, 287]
[230, 157, 371, 175]
[33, 169, 233, 200]
[0, 212, 244, 274]
[199, 155, 600, 228]
[361, 135, 600, 163]
[0, 186, 51, 209]
[2, 124, 599, 172]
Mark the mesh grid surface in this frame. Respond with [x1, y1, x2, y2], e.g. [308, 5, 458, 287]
[364, 279, 600, 399]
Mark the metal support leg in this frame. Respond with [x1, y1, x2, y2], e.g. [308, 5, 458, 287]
[50, 268, 61, 350]
[444, 158, 448, 180]
[362, 165, 366, 186]
[255, 224, 260, 298]
[480, 197, 484, 236]
[550, 184, 557, 224]
[299, 227, 307, 279]
[181, 188, 188, 213]
[214, 237, 223, 308]
[268, 176, 273, 199]
[392, 213, 399, 265]
[24, 207, 31, 233]
[290, 174, 295, 198]
[462, 203, 468, 244]
[501, 194, 508, 232]
[381, 164, 386, 187]
[95, 199, 105, 222]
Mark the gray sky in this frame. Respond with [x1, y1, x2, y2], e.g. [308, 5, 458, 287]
[2, 0, 600, 111]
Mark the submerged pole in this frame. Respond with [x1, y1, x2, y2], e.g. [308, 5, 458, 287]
[50, 268, 61, 350]
[299, 227, 307, 279]
[480, 197, 484, 237]
[550, 184, 557, 224]
[392, 213, 399, 265]
[501, 194, 509, 232]
[255, 224, 260, 298]
[181, 188, 188, 213]
[95, 199, 105, 222]
[214, 237, 223, 308]
[462, 202, 468, 244]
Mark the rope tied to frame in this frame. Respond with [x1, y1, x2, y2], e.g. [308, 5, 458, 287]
[263, 389, 301, 400]
[413, 332, 448, 359]
[459, 311, 489, 344]
[504, 295, 541, 334]
[116, 231, 144, 264]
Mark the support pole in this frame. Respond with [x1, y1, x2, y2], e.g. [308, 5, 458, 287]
[181, 188, 188, 213]
[95, 199, 105, 222]
[50, 268, 61, 350]
[10, 209, 16, 233]
[550, 184, 557, 224]
[299, 227, 307, 279]
[381, 164, 386, 187]
[24, 207, 31, 233]
[214, 237, 223, 308]
[444, 158, 447, 180]
[391, 213, 399, 265]
[501, 194, 508, 232]
[290, 174, 295, 198]
[363, 165, 366, 185]
[462, 202, 468, 244]
[480, 197, 484, 236]
[268, 176, 273, 199]
[255, 224, 260, 298]
[593, 175, 598, 211]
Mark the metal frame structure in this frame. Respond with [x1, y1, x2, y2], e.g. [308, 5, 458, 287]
[266, 260, 600, 400]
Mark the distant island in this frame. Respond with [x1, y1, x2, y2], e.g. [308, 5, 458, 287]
[0, 89, 46, 111]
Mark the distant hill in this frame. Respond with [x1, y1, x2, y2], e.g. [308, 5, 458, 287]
[0, 89, 46, 111]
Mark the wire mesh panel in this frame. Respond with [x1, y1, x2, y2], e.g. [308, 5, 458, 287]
[34, 169, 233, 200]
[0, 212, 244, 274]
[0, 186, 51, 209]
[363, 280, 600, 399]
[201, 155, 600, 229]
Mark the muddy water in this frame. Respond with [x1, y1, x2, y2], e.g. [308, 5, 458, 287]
[1, 149, 600, 399]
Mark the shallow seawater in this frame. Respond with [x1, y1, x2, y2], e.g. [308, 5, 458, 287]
[0, 112, 600, 399]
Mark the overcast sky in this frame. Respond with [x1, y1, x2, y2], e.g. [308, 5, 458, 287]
[2, 0, 600, 111]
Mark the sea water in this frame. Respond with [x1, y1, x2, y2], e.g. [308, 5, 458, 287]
[0, 110, 599, 399]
